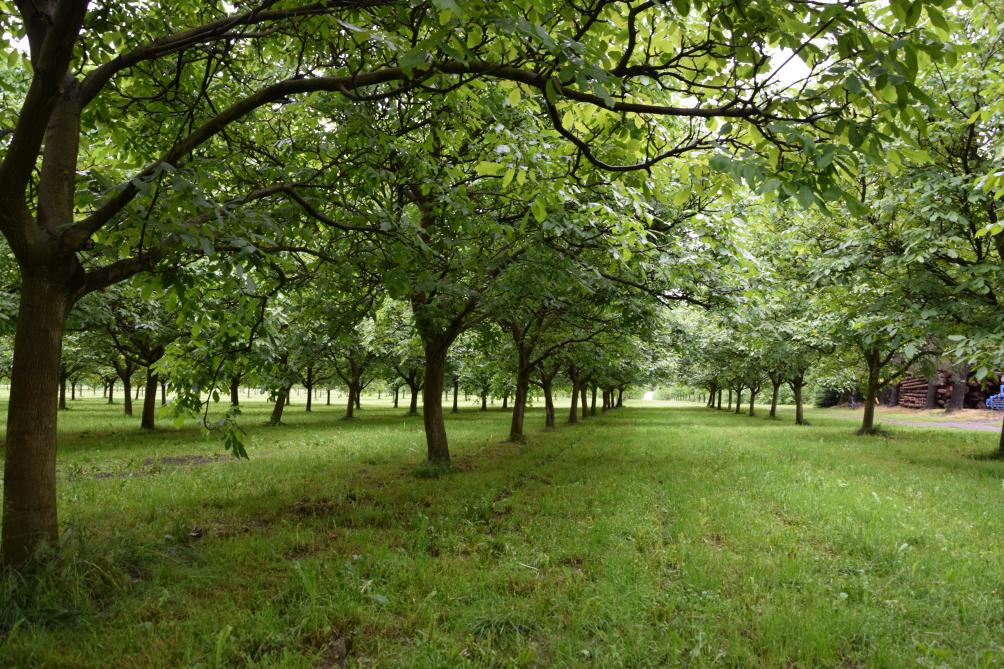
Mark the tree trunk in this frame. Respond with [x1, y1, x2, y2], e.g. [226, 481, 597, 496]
[568, 383, 579, 424]
[122, 375, 133, 416]
[452, 377, 459, 414]
[727, 389, 732, 410]
[502, 393, 509, 410]
[617, 387, 624, 408]
[141, 369, 157, 430]
[421, 339, 451, 464]
[542, 379, 555, 429]
[70, 379, 76, 401]
[480, 391, 488, 411]
[408, 383, 419, 415]
[791, 374, 806, 425]
[769, 380, 781, 418]
[134, 383, 140, 400]
[230, 375, 240, 407]
[580, 385, 588, 419]
[716, 388, 722, 409]
[889, 383, 899, 408]
[590, 386, 597, 415]
[734, 388, 743, 414]
[327, 388, 332, 406]
[344, 384, 356, 419]
[860, 349, 881, 433]
[946, 364, 969, 413]
[268, 385, 290, 426]
[508, 360, 531, 442]
[393, 387, 399, 408]
[355, 389, 361, 410]
[2, 278, 71, 566]
[160, 379, 167, 406]
[58, 367, 67, 410]
[748, 388, 757, 416]
[925, 375, 939, 409]
[107, 379, 115, 404]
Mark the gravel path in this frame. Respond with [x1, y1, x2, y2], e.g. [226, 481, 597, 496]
[882, 418, 1002, 432]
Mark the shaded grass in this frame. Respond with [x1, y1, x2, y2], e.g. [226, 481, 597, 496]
[0, 399, 1003, 668]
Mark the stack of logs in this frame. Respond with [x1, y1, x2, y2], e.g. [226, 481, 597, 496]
[896, 375, 942, 409]
[895, 372, 998, 409]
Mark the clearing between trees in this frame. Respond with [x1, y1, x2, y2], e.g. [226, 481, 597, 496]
[1, 400, 1002, 668]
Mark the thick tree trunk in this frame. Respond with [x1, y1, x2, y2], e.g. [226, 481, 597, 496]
[734, 388, 743, 414]
[791, 376, 806, 425]
[230, 376, 240, 407]
[141, 369, 157, 430]
[408, 383, 420, 415]
[580, 385, 588, 419]
[2, 278, 71, 566]
[716, 389, 722, 409]
[107, 379, 115, 404]
[542, 379, 555, 428]
[305, 384, 313, 412]
[70, 379, 76, 401]
[422, 340, 451, 464]
[268, 385, 290, 426]
[502, 393, 509, 410]
[58, 368, 67, 410]
[122, 376, 133, 416]
[590, 386, 597, 415]
[748, 389, 758, 416]
[946, 364, 969, 413]
[924, 376, 939, 409]
[393, 387, 399, 408]
[769, 380, 781, 418]
[480, 391, 488, 411]
[860, 350, 881, 433]
[617, 387, 624, 408]
[508, 361, 531, 442]
[327, 388, 332, 406]
[134, 384, 140, 400]
[568, 383, 579, 424]
[344, 384, 356, 419]
[452, 377, 459, 414]
[355, 389, 361, 410]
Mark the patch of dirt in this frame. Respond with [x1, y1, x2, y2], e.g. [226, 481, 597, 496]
[315, 636, 351, 668]
[89, 453, 228, 480]
[882, 419, 1001, 432]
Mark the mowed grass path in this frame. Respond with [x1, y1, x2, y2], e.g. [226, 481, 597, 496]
[1, 399, 1003, 668]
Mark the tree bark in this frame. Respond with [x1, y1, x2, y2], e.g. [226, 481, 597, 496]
[727, 389, 732, 410]
[408, 383, 420, 415]
[107, 379, 115, 404]
[790, 373, 807, 425]
[480, 391, 488, 411]
[421, 339, 451, 463]
[141, 369, 157, 430]
[946, 364, 969, 413]
[160, 379, 167, 406]
[70, 379, 76, 401]
[230, 375, 240, 407]
[508, 358, 531, 442]
[769, 379, 781, 418]
[268, 385, 290, 426]
[452, 376, 459, 414]
[580, 385, 588, 419]
[716, 389, 722, 409]
[860, 349, 881, 433]
[122, 375, 133, 416]
[58, 366, 67, 410]
[616, 386, 624, 408]
[590, 386, 597, 415]
[542, 378, 555, 428]
[924, 375, 939, 409]
[734, 387, 743, 414]
[568, 383, 579, 424]
[344, 384, 356, 419]
[2, 277, 72, 566]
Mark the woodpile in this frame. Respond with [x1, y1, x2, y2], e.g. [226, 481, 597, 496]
[896, 374, 942, 409]
[895, 371, 1000, 410]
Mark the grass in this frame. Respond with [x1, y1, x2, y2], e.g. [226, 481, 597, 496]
[0, 397, 1003, 668]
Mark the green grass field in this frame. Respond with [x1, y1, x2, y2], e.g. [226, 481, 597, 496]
[1, 398, 1003, 668]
